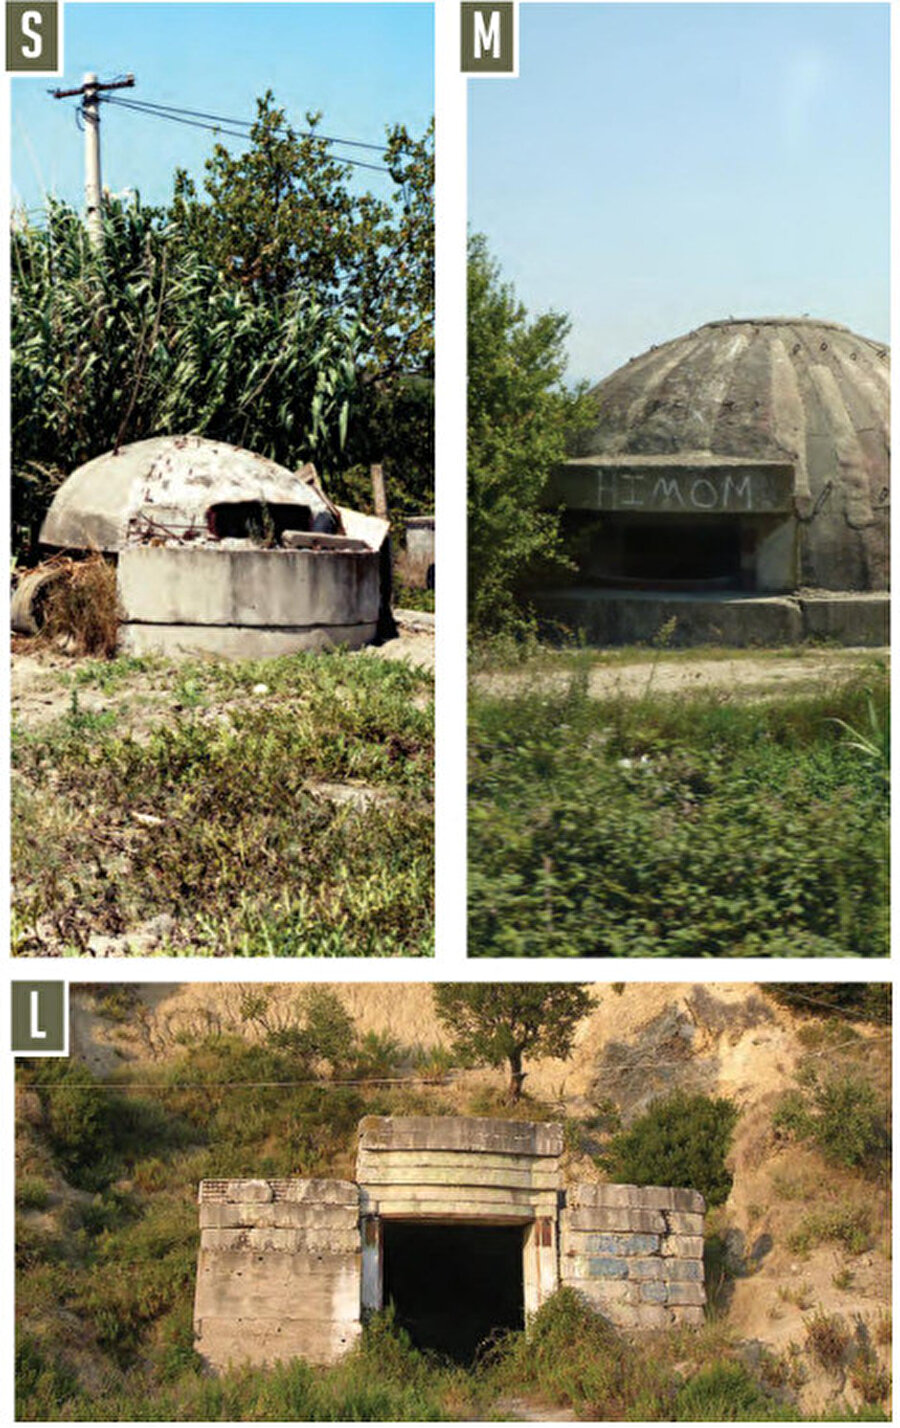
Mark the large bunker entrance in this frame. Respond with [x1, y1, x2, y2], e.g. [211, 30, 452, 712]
[382, 1220, 525, 1361]
[192, 1121, 709, 1372]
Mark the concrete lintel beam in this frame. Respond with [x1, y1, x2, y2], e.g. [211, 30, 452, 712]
[545, 459, 795, 515]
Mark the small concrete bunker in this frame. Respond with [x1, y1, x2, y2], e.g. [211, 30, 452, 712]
[193, 1116, 706, 1369]
[541, 318, 889, 645]
[33, 434, 389, 657]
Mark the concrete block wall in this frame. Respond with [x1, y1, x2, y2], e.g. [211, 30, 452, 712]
[194, 1178, 362, 1368]
[561, 1183, 706, 1330]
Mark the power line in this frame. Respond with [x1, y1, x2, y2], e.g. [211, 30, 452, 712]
[18, 1074, 458, 1092]
[18, 1023, 892, 1096]
[102, 93, 388, 153]
[96, 93, 394, 176]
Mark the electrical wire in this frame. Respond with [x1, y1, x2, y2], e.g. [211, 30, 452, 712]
[101, 92, 388, 153]
[18, 1023, 891, 1095]
[95, 93, 394, 176]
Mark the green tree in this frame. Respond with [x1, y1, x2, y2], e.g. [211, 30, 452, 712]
[238, 987, 358, 1077]
[171, 94, 434, 500]
[433, 984, 593, 1101]
[467, 232, 595, 635]
[11, 96, 434, 558]
[599, 1091, 739, 1207]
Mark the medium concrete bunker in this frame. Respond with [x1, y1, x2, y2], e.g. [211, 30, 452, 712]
[18, 434, 390, 658]
[541, 318, 889, 645]
[193, 1116, 707, 1371]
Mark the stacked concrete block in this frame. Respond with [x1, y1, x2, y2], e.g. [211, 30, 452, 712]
[560, 1183, 706, 1330]
[194, 1178, 362, 1368]
[356, 1115, 562, 1221]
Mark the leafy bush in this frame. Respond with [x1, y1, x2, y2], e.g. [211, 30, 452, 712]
[16, 1176, 50, 1211]
[482, 1287, 672, 1418]
[599, 1091, 738, 1206]
[15, 1334, 79, 1420]
[773, 1065, 889, 1171]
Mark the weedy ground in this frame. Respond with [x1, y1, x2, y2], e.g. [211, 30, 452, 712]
[12, 650, 433, 956]
[469, 652, 888, 956]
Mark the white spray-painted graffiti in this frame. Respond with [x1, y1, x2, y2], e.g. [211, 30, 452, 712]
[600, 471, 755, 512]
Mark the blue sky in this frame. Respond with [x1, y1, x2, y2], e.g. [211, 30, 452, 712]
[12, 3, 433, 212]
[469, 3, 889, 383]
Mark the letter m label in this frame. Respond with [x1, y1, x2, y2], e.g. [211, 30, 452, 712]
[461, 3, 515, 74]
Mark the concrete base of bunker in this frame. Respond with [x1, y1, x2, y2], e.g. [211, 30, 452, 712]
[382, 1220, 525, 1361]
[119, 621, 378, 658]
[536, 588, 889, 648]
[116, 544, 382, 658]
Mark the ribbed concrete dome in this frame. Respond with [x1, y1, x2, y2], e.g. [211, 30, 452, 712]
[572, 318, 889, 591]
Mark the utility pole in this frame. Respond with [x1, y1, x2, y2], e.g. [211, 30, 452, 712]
[51, 73, 135, 249]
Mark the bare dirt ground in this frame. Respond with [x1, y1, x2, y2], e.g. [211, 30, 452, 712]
[478, 646, 888, 702]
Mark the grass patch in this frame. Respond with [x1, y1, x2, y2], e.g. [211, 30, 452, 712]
[804, 1308, 852, 1371]
[16, 1175, 50, 1211]
[787, 1202, 873, 1256]
[13, 651, 433, 956]
[469, 671, 888, 956]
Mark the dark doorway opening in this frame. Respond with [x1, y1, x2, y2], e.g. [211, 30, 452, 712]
[382, 1220, 525, 1363]
[621, 520, 742, 586]
[206, 501, 319, 541]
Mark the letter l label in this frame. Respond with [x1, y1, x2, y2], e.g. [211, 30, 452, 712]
[30, 990, 47, 1039]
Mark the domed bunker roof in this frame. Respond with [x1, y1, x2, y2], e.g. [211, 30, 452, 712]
[563, 317, 889, 592]
[40, 435, 336, 552]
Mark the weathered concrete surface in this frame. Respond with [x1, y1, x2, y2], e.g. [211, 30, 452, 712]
[358, 1119, 561, 1229]
[359, 1116, 563, 1158]
[194, 1178, 361, 1370]
[118, 621, 377, 658]
[560, 1183, 706, 1331]
[116, 543, 381, 657]
[538, 589, 803, 646]
[193, 1124, 708, 1372]
[40, 436, 335, 551]
[799, 593, 890, 646]
[400, 516, 435, 588]
[546, 456, 795, 515]
[118, 547, 380, 628]
[536, 588, 888, 647]
[564, 318, 889, 594]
